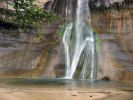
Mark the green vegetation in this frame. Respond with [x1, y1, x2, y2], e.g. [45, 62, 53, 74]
[58, 23, 67, 37]
[13, 0, 57, 30]
[0, 0, 57, 33]
[93, 28, 101, 52]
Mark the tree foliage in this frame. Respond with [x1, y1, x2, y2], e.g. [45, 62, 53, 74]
[1, 0, 57, 32]
[13, 0, 56, 27]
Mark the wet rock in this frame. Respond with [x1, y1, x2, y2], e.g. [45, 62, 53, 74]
[101, 76, 110, 81]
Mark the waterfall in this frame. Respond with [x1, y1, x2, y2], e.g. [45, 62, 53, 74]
[63, 0, 97, 79]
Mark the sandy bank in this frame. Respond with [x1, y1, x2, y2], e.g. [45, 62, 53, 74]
[0, 85, 133, 100]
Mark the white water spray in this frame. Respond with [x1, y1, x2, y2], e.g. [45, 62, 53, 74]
[63, 0, 96, 79]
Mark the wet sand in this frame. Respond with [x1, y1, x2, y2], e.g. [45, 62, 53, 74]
[0, 86, 133, 100]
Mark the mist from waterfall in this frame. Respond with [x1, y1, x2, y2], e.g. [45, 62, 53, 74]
[63, 0, 97, 80]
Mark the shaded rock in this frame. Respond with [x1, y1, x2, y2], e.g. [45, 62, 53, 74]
[101, 76, 110, 81]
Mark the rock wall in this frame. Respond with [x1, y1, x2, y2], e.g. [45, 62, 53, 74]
[0, 0, 133, 84]
[0, 20, 62, 78]
[92, 9, 133, 83]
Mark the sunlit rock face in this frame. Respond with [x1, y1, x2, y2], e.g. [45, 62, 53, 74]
[92, 9, 133, 83]
[36, 0, 54, 8]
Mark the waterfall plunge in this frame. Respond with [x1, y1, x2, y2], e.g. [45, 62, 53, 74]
[63, 0, 97, 80]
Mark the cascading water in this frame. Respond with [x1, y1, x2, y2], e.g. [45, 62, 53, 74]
[63, 0, 97, 80]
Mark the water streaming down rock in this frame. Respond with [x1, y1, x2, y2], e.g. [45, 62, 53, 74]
[63, 0, 97, 79]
